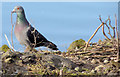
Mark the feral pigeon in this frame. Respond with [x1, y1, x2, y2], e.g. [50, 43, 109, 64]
[12, 6, 58, 51]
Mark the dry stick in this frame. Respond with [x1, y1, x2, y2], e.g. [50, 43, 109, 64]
[115, 14, 118, 42]
[105, 16, 109, 23]
[11, 12, 14, 52]
[102, 23, 110, 40]
[104, 23, 113, 39]
[100, 16, 113, 39]
[4, 34, 16, 51]
[99, 15, 103, 23]
[115, 15, 120, 72]
[84, 23, 104, 51]
[115, 15, 120, 62]
[99, 16, 111, 39]
[108, 17, 115, 38]
[4, 34, 11, 48]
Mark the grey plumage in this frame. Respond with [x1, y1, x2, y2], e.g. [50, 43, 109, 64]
[12, 6, 58, 51]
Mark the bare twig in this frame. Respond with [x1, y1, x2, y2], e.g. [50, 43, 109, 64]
[115, 14, 120, 61]
[99, 15, 102, 23]
[4, 34, 16, 51]
[11, 12, 14, 51]
[115, 14, 118, 42]
[108, 17, 115, 38]
[84, 23, 104, 51]
[104, 23, 113, 39]
[102, 23, 110, 40]
[105, 16, 109, 23]
[99, 16, 111, 40]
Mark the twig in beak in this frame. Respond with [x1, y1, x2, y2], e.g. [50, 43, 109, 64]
[11, 12, 14, 51]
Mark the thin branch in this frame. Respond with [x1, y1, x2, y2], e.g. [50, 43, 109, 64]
[115, 14, 119, 61]
[104, 23, 113, 39]
[84, 23, 104, 51]
[108, 17, 115, 38]
[4, 34, 16, 51]
[99, 16, 111, 40]
[105, 16, 109, 23]
[99, 15, 103, 23]
[102, 23, 110, 40]
[115, 14, 118, 42]
[11, 12, 14, 51]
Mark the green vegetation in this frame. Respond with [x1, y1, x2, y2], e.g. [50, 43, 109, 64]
[0, 44, 10, 52]
[67, 39, 86, 52]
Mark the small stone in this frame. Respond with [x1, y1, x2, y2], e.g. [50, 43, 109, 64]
[110, 57, 116, 60]
[91, 59, 97, 64]
[114, 60, 118, 62]
[74, 67, 81, 71]
[104, 59, 109, 64]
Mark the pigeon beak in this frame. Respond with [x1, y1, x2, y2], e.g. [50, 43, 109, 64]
[11, 9, 16, 13]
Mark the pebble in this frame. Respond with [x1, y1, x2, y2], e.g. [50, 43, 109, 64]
[74, 67, 80, 71]
[104, 59, 109, 64]
[91, 59, 97, 64]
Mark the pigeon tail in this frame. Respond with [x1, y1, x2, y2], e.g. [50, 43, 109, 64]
[44, 41, 58, 50]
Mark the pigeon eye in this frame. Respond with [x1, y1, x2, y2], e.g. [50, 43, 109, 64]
[17, 8, 19, 10]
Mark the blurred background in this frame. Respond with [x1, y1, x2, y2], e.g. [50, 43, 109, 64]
[1, 2, 118, 52]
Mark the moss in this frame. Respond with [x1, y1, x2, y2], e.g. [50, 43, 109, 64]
[82, 67, 89, 72]
[67, 39, 86, 52]
[106, 42, 112, 46]
[0, 44, 10, 52]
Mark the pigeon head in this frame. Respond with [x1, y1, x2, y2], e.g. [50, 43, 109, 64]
[12, 6, 28, 24]
[12, 6, 24, 14]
